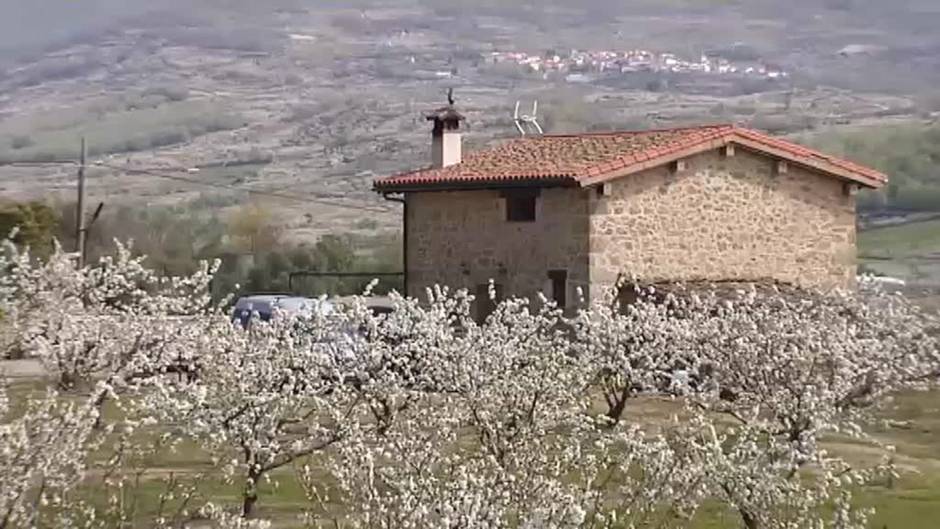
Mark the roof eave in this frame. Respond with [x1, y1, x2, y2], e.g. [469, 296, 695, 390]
[729, 136, 887, 189]
[374, 177, 579, 193]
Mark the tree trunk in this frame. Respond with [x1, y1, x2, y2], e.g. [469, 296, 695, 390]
[721, 483, 760, 529]
[605, 384, 632, 426]
[91, 388, 110, 430]
[740, 508, 760, 529]
[242, 467, 262, 517]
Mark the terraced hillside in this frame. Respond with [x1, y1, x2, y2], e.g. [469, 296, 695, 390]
[0, 0, 938, 243]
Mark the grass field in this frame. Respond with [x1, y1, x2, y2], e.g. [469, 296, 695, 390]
[859, 219, 940, 259]
[858, 391, 940, 528]
[858, 219, 940, 284]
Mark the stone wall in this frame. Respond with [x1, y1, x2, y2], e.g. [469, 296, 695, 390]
[588, 148, 858, 292]
[406, 188, 591, 306]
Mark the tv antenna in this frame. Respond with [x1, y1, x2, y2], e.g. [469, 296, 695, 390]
[513, 100, 543, 136]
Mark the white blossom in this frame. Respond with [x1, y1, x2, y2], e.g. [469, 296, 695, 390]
[2, 237, 938, 528]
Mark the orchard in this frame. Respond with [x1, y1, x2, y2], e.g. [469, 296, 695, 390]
[1, 239, 938, 528]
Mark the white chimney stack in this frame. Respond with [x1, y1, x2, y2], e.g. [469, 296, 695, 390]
[427, 103, 463, 168]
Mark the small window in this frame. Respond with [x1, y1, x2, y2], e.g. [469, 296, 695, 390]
[548, 270, 567, 308]
[506, 195, 536, 222]
[475, 283, 504, 322]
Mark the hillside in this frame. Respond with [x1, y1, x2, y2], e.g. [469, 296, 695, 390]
[0, 0, 939, 243]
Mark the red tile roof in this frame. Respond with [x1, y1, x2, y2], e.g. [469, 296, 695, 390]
[374, 124, 888, 191]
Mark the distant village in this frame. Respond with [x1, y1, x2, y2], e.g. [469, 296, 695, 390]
[484, 48, 789, 82]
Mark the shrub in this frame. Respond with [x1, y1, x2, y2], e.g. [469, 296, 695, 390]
[0, 200, 59, 257]
[9, 135, 34, 150]
[141, 85, 190, 102]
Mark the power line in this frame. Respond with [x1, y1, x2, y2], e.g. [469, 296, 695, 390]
[96, 162, 394, 215]
[0, 160, 79, 167]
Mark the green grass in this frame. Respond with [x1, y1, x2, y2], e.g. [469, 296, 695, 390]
[849, 391, 940, 529]
[863, 481, 940, 529]
[76, 466, 313, 526]
[859, 219, 940, 259]
[858, 218, 940, 282]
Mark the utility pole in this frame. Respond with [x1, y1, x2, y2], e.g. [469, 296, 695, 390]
[76, 137, 87, 267]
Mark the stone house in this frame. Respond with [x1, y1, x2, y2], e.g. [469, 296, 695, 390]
[374, 105, 887, 317]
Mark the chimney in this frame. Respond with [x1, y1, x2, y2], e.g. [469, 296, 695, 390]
[427, 105, 464, 168]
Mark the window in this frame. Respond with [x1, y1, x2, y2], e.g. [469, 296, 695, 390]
[505, 194, 537, 222]
[501, 189, 539, 222]
[548, 270, 568, 308]
[475, 283, 504, 322]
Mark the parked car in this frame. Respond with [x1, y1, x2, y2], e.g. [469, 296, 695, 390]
[332, 295, 396, 316]
[231, 294, 332, 328]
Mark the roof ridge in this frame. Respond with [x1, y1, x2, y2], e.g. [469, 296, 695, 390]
[536, 123, 735, 139]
